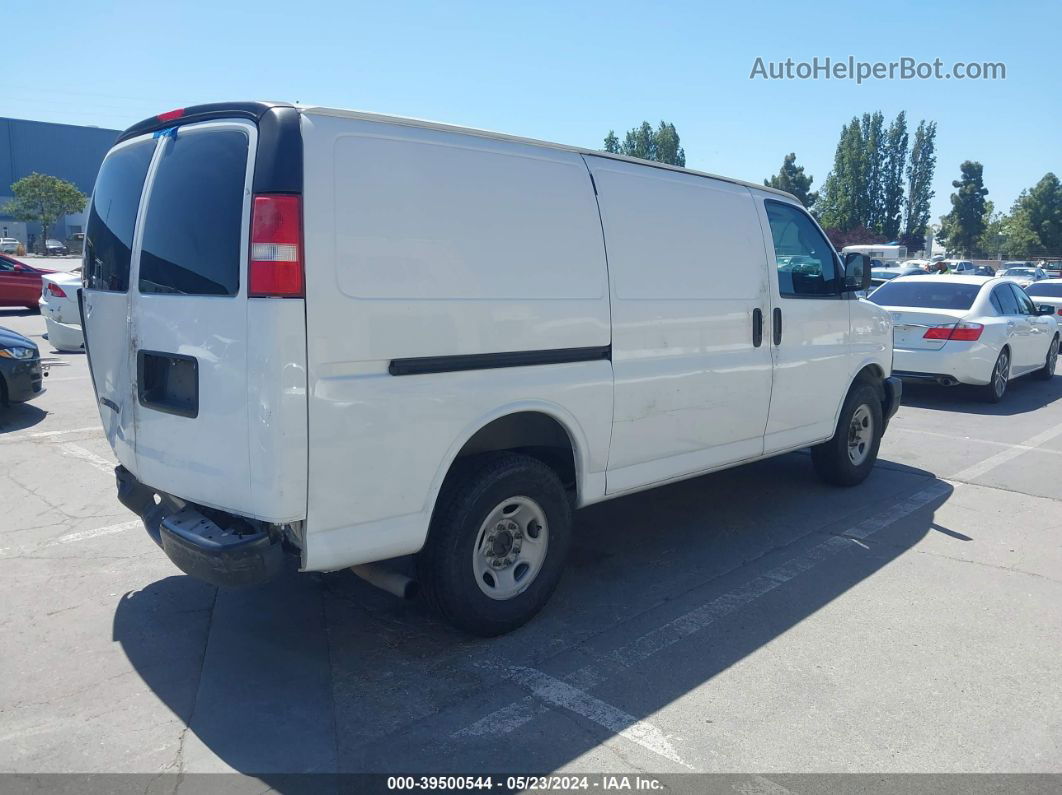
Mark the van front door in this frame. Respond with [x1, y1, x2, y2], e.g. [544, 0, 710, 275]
[756, 198, 853, 452]
[81, 136, 157, 468]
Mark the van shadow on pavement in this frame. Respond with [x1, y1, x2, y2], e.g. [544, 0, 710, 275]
[113, 452, 949, 777]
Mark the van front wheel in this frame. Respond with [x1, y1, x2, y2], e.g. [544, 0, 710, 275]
[417, 452, 571, 636]
[811, 382, 883, 486]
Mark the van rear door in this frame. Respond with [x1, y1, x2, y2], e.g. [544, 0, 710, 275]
[83, 106, 308, 524]
[82, 137, 157, 469]
[128, 120, 258, 513]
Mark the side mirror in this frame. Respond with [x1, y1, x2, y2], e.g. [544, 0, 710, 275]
[842, 252, 872, 292]
[1036, 305, 1058, 316]
[12, 263, 26, 272]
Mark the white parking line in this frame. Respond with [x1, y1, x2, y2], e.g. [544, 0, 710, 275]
[0, 519, 141, 558]
[59, 442, 115, 474]
[495, 664, 692, 768]
[455, 481, 952, 754]
[893, 426, 1062, 458]
[0, 426, 100, 444]
[952, 421, 1062, 481]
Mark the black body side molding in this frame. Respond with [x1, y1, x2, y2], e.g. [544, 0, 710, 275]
[389, 346, 611, 376]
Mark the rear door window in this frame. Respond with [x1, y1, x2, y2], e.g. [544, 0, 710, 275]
[138, 128, 249, 296]
[84, 140, 156, 292]
[993, 286, 1020, 315]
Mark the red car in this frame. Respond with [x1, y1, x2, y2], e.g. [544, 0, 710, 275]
[0, 254, 57, 310]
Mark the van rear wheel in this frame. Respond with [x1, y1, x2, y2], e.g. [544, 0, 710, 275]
[811, 382, 883, 486]
[417, 452, 571, 636]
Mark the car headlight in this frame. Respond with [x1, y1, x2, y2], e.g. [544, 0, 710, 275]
[0, 346, 36, 360]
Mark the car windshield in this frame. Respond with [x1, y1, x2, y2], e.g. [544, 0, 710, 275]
[869, 280, 982, 310]
[1003, 268, 1035, 276]
[872, 270, 898, 279]
[1026, 283, 1062, 297]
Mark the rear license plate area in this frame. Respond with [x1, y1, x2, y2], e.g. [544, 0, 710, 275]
[137, 350, 198, 418]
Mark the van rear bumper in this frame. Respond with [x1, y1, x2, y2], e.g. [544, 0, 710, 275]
[115, 465, 285, 587]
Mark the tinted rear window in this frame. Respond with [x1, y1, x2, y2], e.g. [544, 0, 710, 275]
[139, 129, 249, 296]
[84, 141, 155, 292]
[869, 281, 982, 310]
[1026, 283, 1062, 297]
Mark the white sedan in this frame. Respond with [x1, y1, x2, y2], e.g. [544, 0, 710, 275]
[1025, 279, 1062, 318]
[869, 275, 1059, 402]
[38, 270, 84, 352]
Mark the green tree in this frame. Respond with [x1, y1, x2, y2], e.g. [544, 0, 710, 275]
[603, 120, 686, 166]
[3, 172, 87, 256]
[764, 152, 818, 209]
[881, 112, 908, 240]
[902, 120, 937, 252]
[861, 111, 886, 233]
[938, 161, 989, 255]
[818, 118, 867, 231]
[1022, 172, 1062, 253]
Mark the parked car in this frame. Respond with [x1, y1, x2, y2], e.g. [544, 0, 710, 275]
[870, 275, 1058, 402]
[82, 101, 900, 635]
[0, 253, 56, 310]
[0, 238, 20, 254]
[1024, 279, 1062, 317]
[998, 265, 1047, 288]
[39, 268, 85, 352]
[1040, 261, 1062, 278]
[942, 259, 977, 274]
[43, 239, 68, 256]
[972, 265, 996, 277]
[0, 326, 45, 406]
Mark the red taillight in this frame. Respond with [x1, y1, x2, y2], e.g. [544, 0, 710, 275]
[923, 322, 984, 342]
[249, 194, 303, 297]
[157, 108, 185, 122]
[46, 282, 67, 298]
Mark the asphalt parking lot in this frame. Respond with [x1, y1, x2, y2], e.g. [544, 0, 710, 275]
[1, 299, 1060, 777]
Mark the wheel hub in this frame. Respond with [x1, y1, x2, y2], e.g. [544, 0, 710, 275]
[473, 497, 549, 600]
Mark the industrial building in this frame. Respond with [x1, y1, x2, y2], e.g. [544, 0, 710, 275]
[0, 117, 119, 251]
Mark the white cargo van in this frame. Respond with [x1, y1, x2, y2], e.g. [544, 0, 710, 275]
[81, 102, 899, 635]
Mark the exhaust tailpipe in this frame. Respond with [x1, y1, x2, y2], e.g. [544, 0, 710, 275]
[936, 376, 959, 386]
[351, 564, 419, 600]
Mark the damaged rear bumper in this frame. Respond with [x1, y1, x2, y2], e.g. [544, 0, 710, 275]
[115, 465, 286, 587]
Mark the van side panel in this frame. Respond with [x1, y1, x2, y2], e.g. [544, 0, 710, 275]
[246, 299, 308, 522]
[299, 112, 612, 571]
[584, 156, 775, 493]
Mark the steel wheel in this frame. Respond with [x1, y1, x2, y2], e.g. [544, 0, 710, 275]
[472, 496, 549, 601]
[847, 404, 874, 466]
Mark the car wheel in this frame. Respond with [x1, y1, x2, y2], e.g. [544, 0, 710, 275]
[811, 382, 883, 487]
[982, 348, 1011, 402]
[417, 452, 571, 636]
[1034, 335, 1058, 380]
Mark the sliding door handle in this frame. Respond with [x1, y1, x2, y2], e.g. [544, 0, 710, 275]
[773, 307, 782, 345]
[752, 308, 763, 347]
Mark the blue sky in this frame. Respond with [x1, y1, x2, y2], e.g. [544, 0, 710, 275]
[6, 0, 1059, 221]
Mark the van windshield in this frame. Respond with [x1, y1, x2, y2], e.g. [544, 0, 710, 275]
[138, 128, 249, 296]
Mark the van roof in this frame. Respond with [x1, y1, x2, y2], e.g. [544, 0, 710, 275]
[116, 101, 797, 203]
[299, 104, 796, 200]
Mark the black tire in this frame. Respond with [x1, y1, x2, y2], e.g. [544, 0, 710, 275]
[811, 382, 883, 487]
[1034, 335, 1058, 381]
[981, 348, 1011, 402]
[417, 452, 571, 636]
